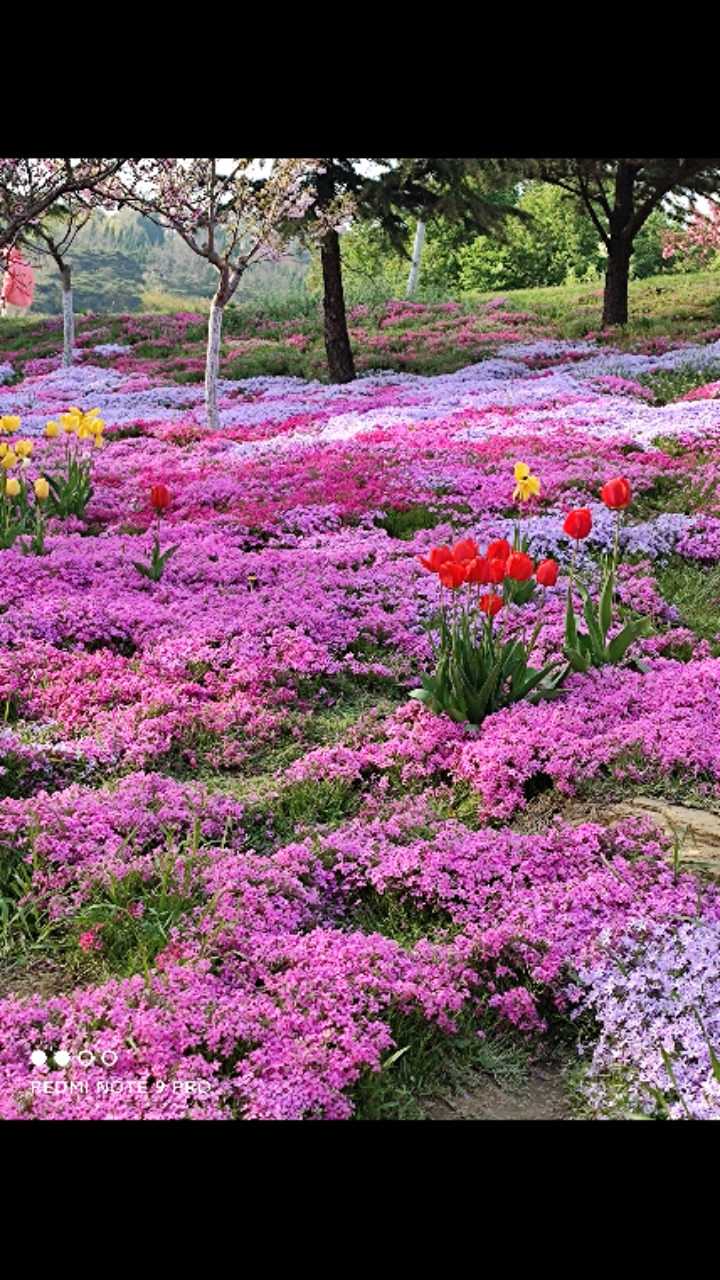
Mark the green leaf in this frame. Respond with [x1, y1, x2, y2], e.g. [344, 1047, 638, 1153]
[605, 617, 652, 664]
[562, 645, 591, 673]
[565, 584, 579, 650]
[599, 570, 614, 640]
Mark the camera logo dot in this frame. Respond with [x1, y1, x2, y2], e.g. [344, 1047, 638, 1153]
[29, 1047, 118, 1068]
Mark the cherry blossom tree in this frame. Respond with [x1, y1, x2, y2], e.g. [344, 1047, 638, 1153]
[661, 202, 720, 268]
[0, 159, 128, 250]
[19, 197, 95, 364]
[109, 159, 332, 430]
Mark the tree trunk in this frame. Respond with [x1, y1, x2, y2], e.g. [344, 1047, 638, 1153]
[321, 227, 355, 383]
[61, 265, 74, 367]
[205, 289, 226, 432]
[601, 161, 637, 327]
[601, 236, 634, 326]
[406, 219, 426, 298]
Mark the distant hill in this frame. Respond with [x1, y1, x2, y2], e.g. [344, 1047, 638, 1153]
[26, 209, 311, 315]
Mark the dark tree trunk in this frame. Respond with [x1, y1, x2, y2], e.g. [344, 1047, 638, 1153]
[321, 227, 355, 383]
[602, 236, 634, 326]
[601, 160, 638, 327]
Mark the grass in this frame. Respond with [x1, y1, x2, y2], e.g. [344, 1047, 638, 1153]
[656, 556, 720, 649]
[351, 1006, 535, 1120]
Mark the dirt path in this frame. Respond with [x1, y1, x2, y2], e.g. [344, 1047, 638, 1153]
[424, 1062, 572, 1120]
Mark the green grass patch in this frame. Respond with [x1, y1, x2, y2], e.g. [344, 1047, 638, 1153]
[351, 1005, 534, 1121]
[656, 556, 720, 648]
[376, 502, 440, 540]
[639, 362, 720, 405]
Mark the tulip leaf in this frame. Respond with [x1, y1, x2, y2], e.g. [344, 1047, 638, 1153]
[599, 569, 614, 639]
[562, 645, 591, 673]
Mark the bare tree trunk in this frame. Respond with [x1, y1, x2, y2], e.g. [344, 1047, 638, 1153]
[406, 219, 426, 297]
[205, 292, 225, 431]
[61, 264, 74, 367]
[321, 227, 355, 383]
[205, 263, 244, 430]
[601, 160, 638, 327]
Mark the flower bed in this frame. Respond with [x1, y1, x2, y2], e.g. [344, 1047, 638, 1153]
[1, 320, 720, 1119]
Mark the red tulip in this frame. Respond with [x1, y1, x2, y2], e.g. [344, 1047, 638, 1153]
[452, 536, 479, 563]
[505, 551, 535, 582]
[480, 593, 503, 616]
[150, 483, 171, 512]
[419, 545, 452, 572]
[536, 558, 559, 587]
[600, 477, 632, 510]
[466, 556, 489, 584]
[563, 509, 592, 540]
[486, 538, 511, 564]
[487, 557, 506, 585]
[438, 560, 467, 590]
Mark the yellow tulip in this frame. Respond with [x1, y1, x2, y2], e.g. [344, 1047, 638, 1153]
[0, 415, 20, 433]
[89, 418, 105, 436]
[0, 443, 7, 457]
[5, 477, 20, 497]
[78, 423, 95, 440]
[60, 412, 81, 434]
[1, 451, 17, 470]
[46, 421, 61, 438]
[34, 477, 50, 501]
[15, 439, 33, 459]
[512, 461, 540, 503]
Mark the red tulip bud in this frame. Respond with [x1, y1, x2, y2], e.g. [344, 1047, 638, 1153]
[466, 556, 489, 583]
[452, 537, 479, 563]
[488, 557, 506, 585]
[563, 508, 592, 540]
[600, 477, 632, 510]
[438, 560, 467, 590]
[419, 545, 452, 572]
[480, 593, 503, 616]
[536, 558, 559, 587]
[486, 538, 511, 563]
[505, 551, 535, 582]
[150, 483, 171, 512]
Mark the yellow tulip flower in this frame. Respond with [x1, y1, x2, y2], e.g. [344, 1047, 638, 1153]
[0, 415, 20, 433]
[513, 461, 540, 503]
[60, 412, 81, 434]
[89, 418, 105, 436]
[5, 477, 20, 497]
[46, 421, 61, 439]
[34, 477, 50, 501]
[15, 439, 33, 459]
[1, 451, 17, 470]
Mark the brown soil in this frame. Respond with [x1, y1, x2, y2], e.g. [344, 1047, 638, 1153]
[424, 1061, 572, 1121]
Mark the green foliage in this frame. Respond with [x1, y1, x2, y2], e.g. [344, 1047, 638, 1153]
[376, 503, 439, 540]
[564, 574, 652, 673]
[411, 585, 565, 725]
[351, 1005, 532, 1121]
[640, 361, 720, 405]
[43, 459, 93, 520]
[656, 557, 720, 650]
[132, 533, 179, 583]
